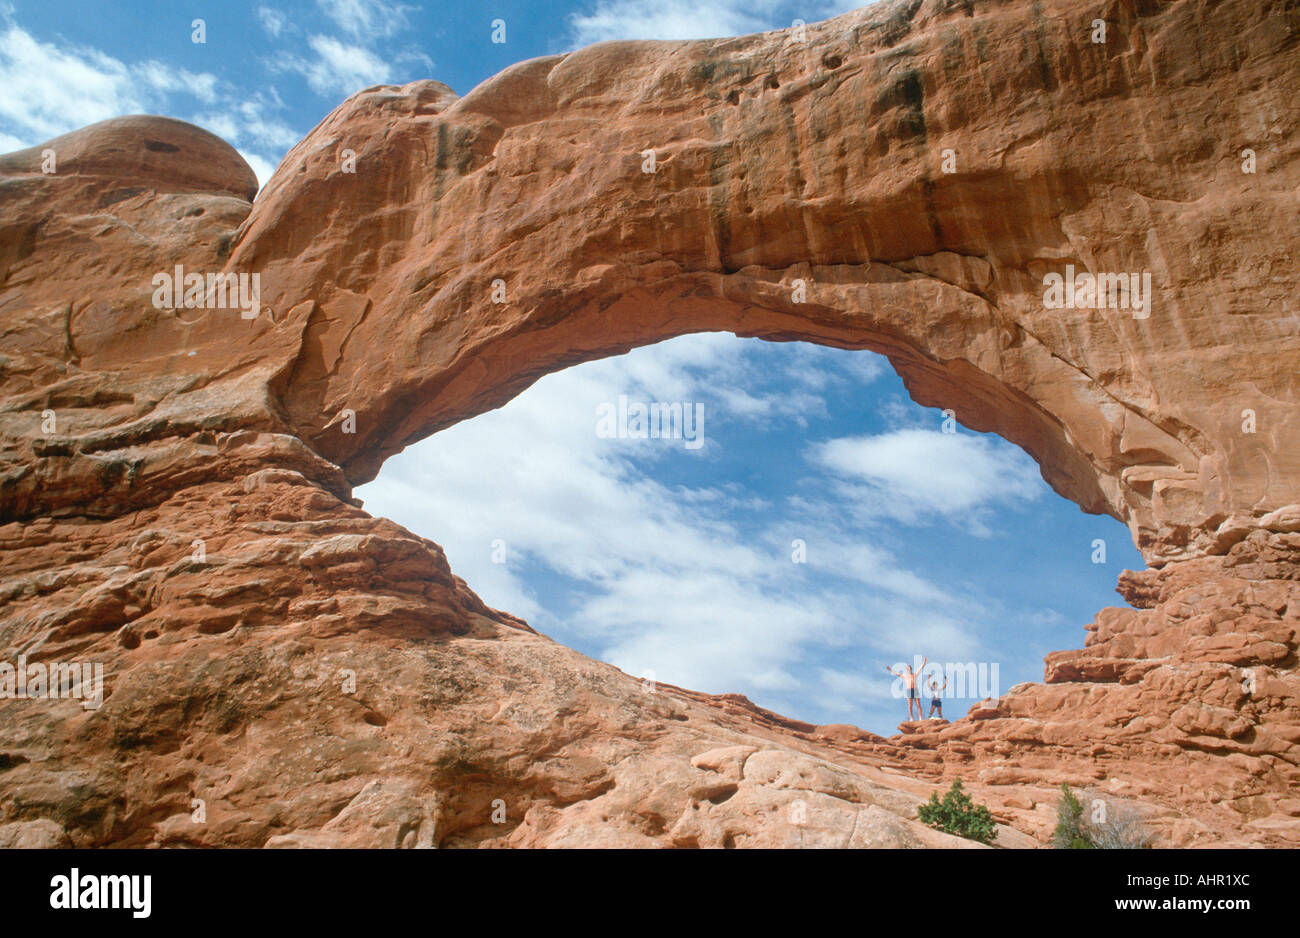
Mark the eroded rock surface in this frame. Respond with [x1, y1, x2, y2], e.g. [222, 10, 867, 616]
[1, 0, 1297, 846]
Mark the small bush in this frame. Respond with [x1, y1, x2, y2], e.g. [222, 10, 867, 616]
[1053, 783, 1153, 849]
[1052, 783, 1094, 849]
[917, 778, 997, 844]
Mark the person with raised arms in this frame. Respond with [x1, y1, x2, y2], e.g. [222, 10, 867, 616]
[885, 656, 927, 722]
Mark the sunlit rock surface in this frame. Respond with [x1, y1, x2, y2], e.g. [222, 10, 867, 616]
[1, 0, 1297, 846]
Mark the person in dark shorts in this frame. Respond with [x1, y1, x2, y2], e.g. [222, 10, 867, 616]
[885, 656, 927, 721]
[927, 675, 948, 719]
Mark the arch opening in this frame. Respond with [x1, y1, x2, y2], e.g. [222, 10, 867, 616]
[356, 332, 1146, 735]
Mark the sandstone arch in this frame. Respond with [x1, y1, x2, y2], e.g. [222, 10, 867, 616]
[1, 0, 1297, 846]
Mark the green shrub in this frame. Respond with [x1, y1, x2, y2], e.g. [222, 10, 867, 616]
[917, 778, 997, 844]
[1053, 783, 1152, 849]
[1052, 783, 1094, 849]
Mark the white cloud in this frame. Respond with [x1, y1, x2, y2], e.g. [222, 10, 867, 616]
[192, 93, 298, 192]
[715, 385, 826, 425]
[814, 428, 1044, 532]
[0, 25, 142, 140]
[579, 569, 833, 693]
[289, 35, 393, 96]
[257, 6, 290, 38]
[195, 94, 301, 152]
[798, 534, 954, 606]
[786, 343, 888, 391]
[808, 667, 877, 716]
[137, 61, 219, 104]
[317, 0, 412, 40]
[273, 2, 430, 98]
[237, 150, 279, 191]
[567, 0, 867, 45]
[569, 0, 783, 43]
[357, 335, 999, 727]
[0, 19, 295, 192]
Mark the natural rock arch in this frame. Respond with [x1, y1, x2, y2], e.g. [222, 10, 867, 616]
[4, 0, 1296, 562]
[232, 0, 1296, 568]
[1, 0, 1297, 846]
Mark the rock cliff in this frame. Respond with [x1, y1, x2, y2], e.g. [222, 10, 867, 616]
[1, 0, 1297, 846]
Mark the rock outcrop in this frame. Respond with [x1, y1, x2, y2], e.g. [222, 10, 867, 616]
[0, 0, 1297, 846]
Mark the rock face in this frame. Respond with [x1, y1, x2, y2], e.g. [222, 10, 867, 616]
[0, 0, 1297, 846]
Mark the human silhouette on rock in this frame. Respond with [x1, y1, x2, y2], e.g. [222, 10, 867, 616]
[885, 657, 927, 722]
[927, 675, 948, 719]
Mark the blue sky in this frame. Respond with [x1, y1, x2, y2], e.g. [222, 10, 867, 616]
[0, 0, 1146, 734]
[0, 0, 867, 185]
[357, 336, 1144, 734]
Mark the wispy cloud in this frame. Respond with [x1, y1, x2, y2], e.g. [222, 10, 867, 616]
[0, 24, 147, 139]
[566, 0, 867, 45]
[136, 61, 220, 105]
[569, 0, 784, 43]
[358, 335, 1016, 731]
[257, 5, 290, 38]
[814, 428, 1045, 534]
[287, 35, 394, 96]
[0, 17, 298, 192]
[276, 23, 432, 100]
[194, 92, 303, 152]
[317, 0, 413, 40]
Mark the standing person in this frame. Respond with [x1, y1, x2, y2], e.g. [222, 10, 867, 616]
[927, 675, 948, 719]
[885, 657, 927, 721]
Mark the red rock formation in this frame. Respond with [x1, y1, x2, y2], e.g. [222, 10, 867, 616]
[1, 0, 1297, 847]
